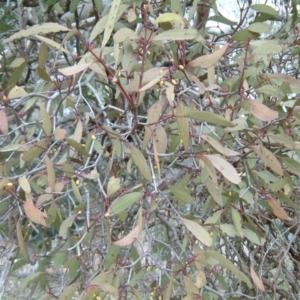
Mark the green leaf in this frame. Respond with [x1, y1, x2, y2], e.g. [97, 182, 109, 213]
[35, 35, 71, 54]
[176, 103, 189, 151]
[205, 178, 223, 206]
[113, 28, 139, 43]
[250, 145, 283, 176]
[256, 84, 285, 99]
[65, 138, 89, 156]
[71, 179, 82, 203]
[70, 0, 80, 13]
[0, 22, 12, 33]
[152, 29, 198, 41]
[17, 220, 28, 261]
[102, 0, 122, 47]
[3, 23, 70, 44]
[189, 44, 229, 68]
[205, 250, 252, 288]
[129, 146, 152, 181]
[204, 155, 241, 184]
[182, 218, 212, 246]
[58, 283, 78, 300]
[155, 13, 184, 25]
[59, 214, 77, 239]
[231, 208, 243, 237]
[168, 184, 194, 204]
[201, 135, 239, 156]
[20, 272, 43, 290]
[251, 4, 278, 16]
[39, 99, 52, 136]
[7, 62, 27, 87]
[107, 192, 142, 215]
[22, 139, 47, 161]
[243, 228, 265, 245]
[89, 15, 109, 43]
[177, 107, 235, 127]
[247, 22, 271, 33]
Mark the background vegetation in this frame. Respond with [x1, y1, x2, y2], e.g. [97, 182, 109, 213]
[0, 0, 300, 299]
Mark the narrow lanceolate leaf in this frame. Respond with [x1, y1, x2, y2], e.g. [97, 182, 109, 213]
[250, 145, 283, 176]
[34, 35, 70, 55]
[89, 15, 109, 43]
[201, 135, 240, 156]
[113, 219, 145, 247]
[58, 63, 92, 76]
[154, 125, 168, 154]
[168, 184, 194, 204]
[102, 0, 121, 47]
[231, 208, 243, 237]
[247, 99, 278, 121]
[19, 176, 31, 193]
[39, 99, 52, 136]
[155, 13, 185, 25]
[107, 192, 142, 215]
[182, 218, 212, 246]
[24, 201, 47, 227]
[45, 155, 55, 191]
[189, 44, 229, 68]
[59, 214, 77, 239]
[22, 139, 47, 162]
[129, 146, 152, 181]
[205, 178, 223, 206]
[204, 155, 241, 184]
[267, 197, 291, 220]
[177, 107, 235, 127]
[71, 179, 82, 203]
[3, 23, 70, 44]
[113, 28, 139, 43]
[205, 250, 252, 288]
[152, 29, 198, 41]
[107, 176, 121, 197]
[17, 220, 28, 261]
[0, 110, 8, 134]
[250, 266, 265, 291]
[176, 103, 189, 151]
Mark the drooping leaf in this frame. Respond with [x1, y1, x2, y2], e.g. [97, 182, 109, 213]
[35, 35, 71, 54]
[19, 176, 31, 193]
[102, 0, 122, 47]
[231, 208, 243, 237]
[17, 220, 28, 261]
[107, 192, 142, 215]
[129, 146, 152, 181]
[267, 197, 291, 221]
[59, 214, 77, 239]
[250, 266, 265, 291]
[250, 145, 283, 176]
[205, 250, 252, 288]
[204, 155, 241, 184]
[182, 218, 212, 246]
[24, 201, 47, 227]
[0, 110, 8, 134]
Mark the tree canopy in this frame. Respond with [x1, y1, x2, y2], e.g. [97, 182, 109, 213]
[0, 0, 300, 299]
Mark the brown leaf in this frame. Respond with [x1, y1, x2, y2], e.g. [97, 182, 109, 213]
[268, 197, 291, 221]
[250, 266, 265, 291]
[24, 201, 47, 227]
[248, 99, 278, 121]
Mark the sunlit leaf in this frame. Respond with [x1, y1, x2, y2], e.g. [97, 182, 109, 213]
[19, 176, 31, 193]
[152, 29, 198, 41]
[3, 23, 70, 44]
[204, 155, 241, 184]
[182, 218, 212, 246]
